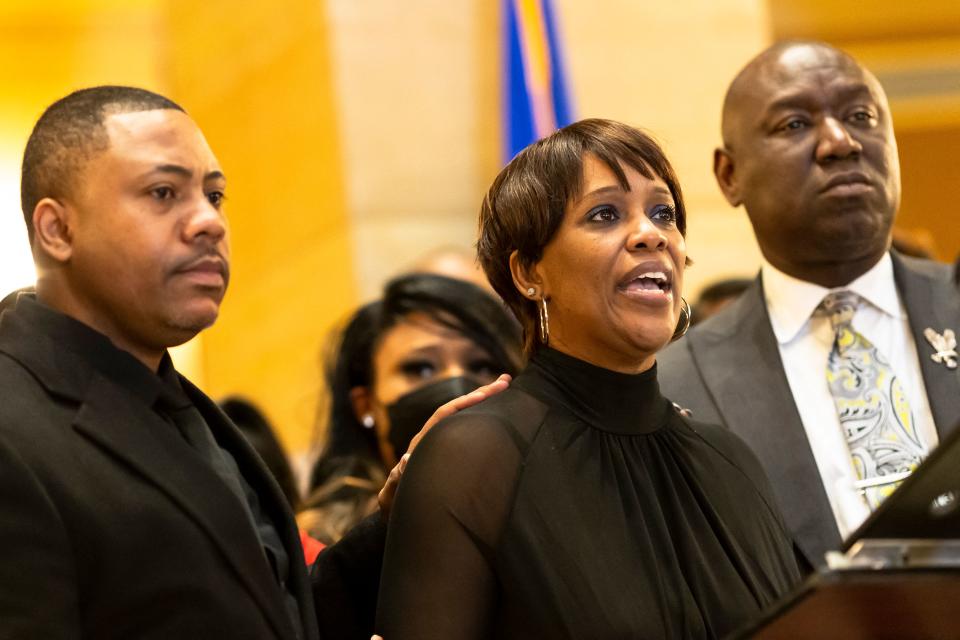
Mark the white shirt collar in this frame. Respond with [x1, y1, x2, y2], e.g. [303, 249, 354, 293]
[761, 252, 902, 344]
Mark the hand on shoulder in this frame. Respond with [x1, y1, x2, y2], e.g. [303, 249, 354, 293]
[377, 374, 512, 518]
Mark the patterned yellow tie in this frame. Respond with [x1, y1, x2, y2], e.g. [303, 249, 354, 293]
[821, 291, 928, 509]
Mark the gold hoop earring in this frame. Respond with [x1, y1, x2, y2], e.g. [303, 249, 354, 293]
[671, 296, 691, 341]
[538, 297, 550, 345]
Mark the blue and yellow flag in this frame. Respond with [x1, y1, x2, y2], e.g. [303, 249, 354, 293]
[503, 0, 574, 162]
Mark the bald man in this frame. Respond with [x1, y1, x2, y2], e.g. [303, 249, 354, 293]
[659, 41, 960, 570]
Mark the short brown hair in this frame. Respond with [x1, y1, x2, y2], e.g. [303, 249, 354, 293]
[477, 118, 687, 353]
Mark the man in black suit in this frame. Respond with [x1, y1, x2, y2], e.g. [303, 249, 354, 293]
[659, 42, 960, 570]
[0, 86, 508, 639]
[0, 84, 329, 639]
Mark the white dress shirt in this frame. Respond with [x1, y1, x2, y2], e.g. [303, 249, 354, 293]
[761, 252, 939, 538]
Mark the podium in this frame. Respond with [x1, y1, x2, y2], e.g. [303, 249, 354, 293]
[730, 540, 960, 639]
[730, 423, 960, 639]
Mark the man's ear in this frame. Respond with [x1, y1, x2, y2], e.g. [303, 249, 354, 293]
[509, 250, 544, 299]
[713, 147, 742, 207]
[32, 197, 74, 263]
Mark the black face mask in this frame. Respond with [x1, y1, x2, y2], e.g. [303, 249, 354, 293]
[386, 376, 482, 457]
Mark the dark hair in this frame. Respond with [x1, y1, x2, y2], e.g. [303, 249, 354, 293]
[477, 118, 687, 353]
[307, 273, 523, 494]
[220, 396, 301, 511]
[696, 278, 752, 305]
[308, 301, 383, 494]
[690, 278, 753, 326]
[21, 86, 184, 244]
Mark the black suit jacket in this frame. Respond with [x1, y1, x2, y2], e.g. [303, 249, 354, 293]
[0, 296, 323, 640]
[658, 253, 960, 569]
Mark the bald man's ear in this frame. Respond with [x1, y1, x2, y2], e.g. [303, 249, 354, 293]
[713, 147, 743, 207]
[509, 250, 544, 299]
[33, 197, 74, 263]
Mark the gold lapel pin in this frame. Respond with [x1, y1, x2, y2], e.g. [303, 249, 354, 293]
[923, 328, 958, 370]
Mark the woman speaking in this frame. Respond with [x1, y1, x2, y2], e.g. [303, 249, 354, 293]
[376, 119, 799, 638]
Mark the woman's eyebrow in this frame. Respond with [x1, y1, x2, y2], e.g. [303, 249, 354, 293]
[573, 184, 623, 205]
[652, 186, 672, 198]
[575, 184, 672, 204]
[399, 344, 443, 358]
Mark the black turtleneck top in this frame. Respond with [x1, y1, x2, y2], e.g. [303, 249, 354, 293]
[376, 347, 800, 639]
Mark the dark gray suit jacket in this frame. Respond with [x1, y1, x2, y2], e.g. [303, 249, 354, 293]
[658, 253, 960, 569]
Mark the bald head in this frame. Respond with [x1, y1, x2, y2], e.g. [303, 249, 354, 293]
[713, 41, 901, 288]
[721, 41, 887, 150]
[407, 245, 493, 293]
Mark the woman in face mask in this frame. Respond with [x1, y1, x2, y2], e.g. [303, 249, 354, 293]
[299, 273, 522, 544]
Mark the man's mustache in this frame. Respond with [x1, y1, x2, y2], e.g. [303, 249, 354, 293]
[170, 251, 230, 286]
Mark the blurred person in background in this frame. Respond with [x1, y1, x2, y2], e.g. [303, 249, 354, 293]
[405, 244, 495, 293]
[299, 273, 522, 544]
[220, 396, 333, 565]
[220, 395, 301, 511]
[376, 119, 799, 639]
[690, 277, 752, 326]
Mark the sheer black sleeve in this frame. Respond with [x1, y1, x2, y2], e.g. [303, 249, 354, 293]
[374, 405, 526, 639]
[311, 511, 387, 640]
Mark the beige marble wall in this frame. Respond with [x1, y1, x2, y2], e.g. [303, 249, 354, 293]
[167, 0, 355, 451]
[325, 0, 500, 300]
[327, 0, 772, 303]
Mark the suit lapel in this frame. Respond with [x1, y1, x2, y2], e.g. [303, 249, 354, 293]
[892, 252, 960, 440]
[72, 375, 298, 640]
[184, 381, 320, 640]
[688, 278, 842, 566]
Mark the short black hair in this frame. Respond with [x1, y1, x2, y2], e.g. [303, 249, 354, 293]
[20, 86, 184, 244]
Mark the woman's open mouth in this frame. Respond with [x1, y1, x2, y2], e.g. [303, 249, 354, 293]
[617, 266, 673, 303]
